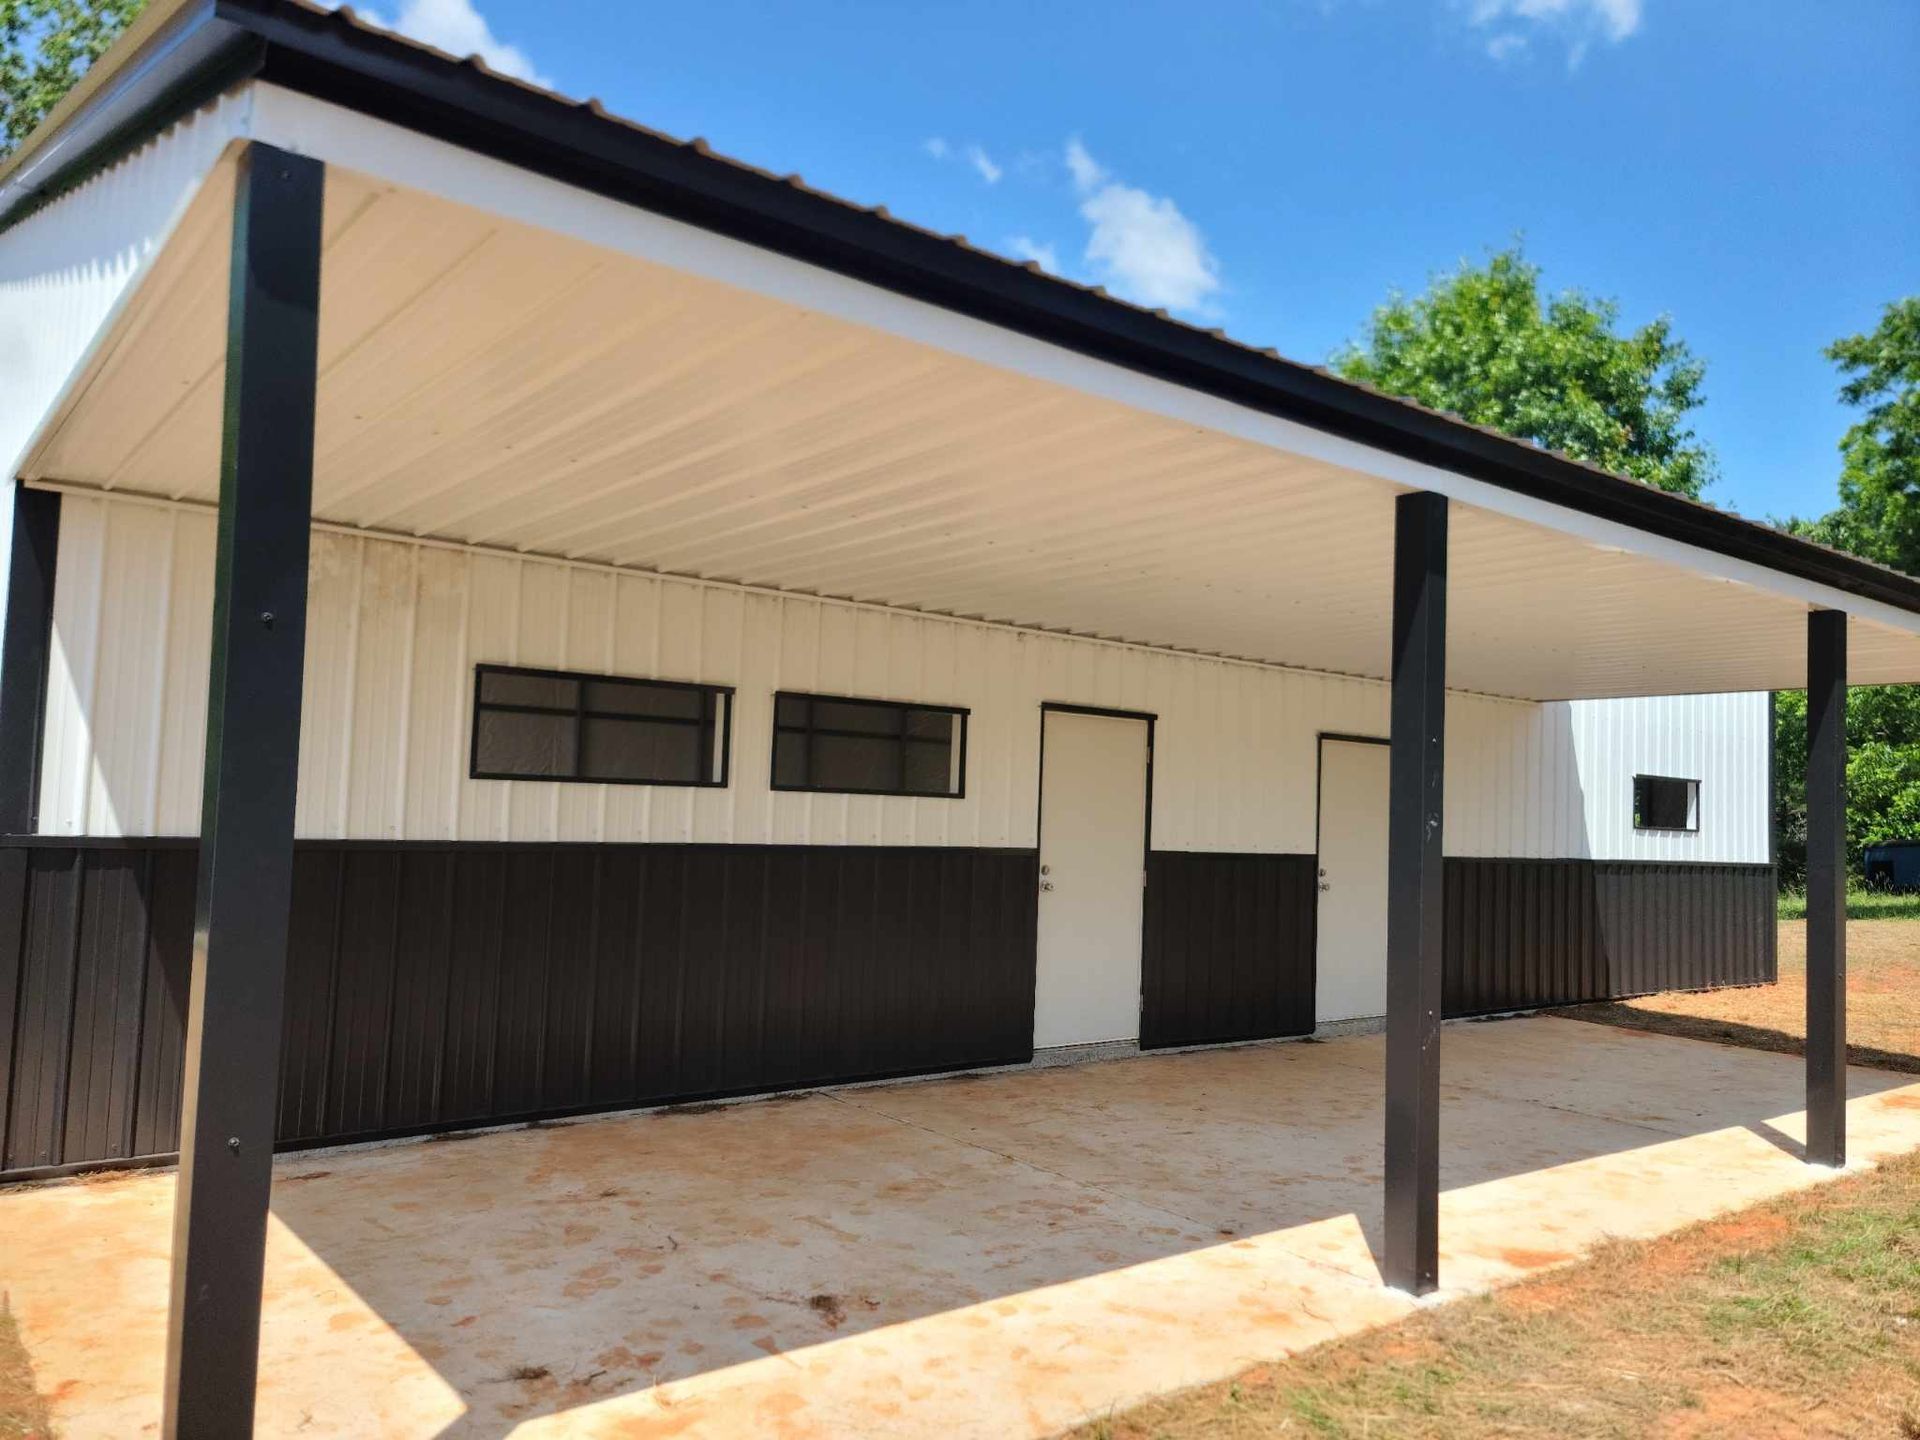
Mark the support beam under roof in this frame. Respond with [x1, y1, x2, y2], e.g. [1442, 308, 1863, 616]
[1383, 489, 1448, 1295]
[162, 141, 323, 1440]
[1805, 608, 1847, 1169]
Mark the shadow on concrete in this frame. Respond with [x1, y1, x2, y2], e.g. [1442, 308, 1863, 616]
[256, 1017, 1914, 1439]
[1551, 1003, 1920, 1077]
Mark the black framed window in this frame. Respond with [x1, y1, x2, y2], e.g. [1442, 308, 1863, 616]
[470, 664, 731, 786]
[1632, 775, 1699, 832]
[771, 692, 967, 797]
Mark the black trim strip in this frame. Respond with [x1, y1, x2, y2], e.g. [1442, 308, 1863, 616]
[0, 488, 60, 833]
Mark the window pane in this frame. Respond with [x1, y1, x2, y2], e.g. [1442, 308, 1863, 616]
[1635, 777, 1696, 831]
[901, 708, 953, 741]
[473, 666, 728, 784]
[771, 693, 962, 795]
[581, 715, 706, 782]
[584, 679, 704, 722]
[810, 734, 903, 791]
[479, 670, 578, 710]
[901, 737, 953, 794]
[809, 698, 903, 737]
[475, 708, 575, 776]
[771, 730, 810, 788]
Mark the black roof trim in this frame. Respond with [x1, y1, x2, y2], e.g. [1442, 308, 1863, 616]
[12, 0, 1920, 619]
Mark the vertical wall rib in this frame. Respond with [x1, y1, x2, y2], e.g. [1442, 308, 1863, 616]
[0, 840, 1037, 1178]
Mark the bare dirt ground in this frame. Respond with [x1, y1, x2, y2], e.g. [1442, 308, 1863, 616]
[1557, 919, 1920, 1074]
[1071, 1146, 1920, 1440]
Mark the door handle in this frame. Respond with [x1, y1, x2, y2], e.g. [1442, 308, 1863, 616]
[1318, 881, 1331, 892]
[1040, 880, 1055, 892]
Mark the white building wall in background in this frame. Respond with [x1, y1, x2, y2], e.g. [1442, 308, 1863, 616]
[1561, 692, 1772, 863]
[36, 489, 1771, 862]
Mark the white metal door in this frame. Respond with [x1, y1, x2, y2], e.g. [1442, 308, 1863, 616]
[1033, 709, 1149, 1048]
[1315, 739, 1391, 1024]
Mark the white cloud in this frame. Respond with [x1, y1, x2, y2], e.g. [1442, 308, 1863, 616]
[1063, 138, 1220, 315]
[924, 137, 1003, 185]
[965, 144, 1003, 185]
[1465, 0, 1643, 64]
[351, 0, 550, 86]
[1485, 30, 1529, 60]
[1064, 137, 1107, 193]
[1007, 235, 1061, 274]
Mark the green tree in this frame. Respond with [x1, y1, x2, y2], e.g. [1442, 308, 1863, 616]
[1773, 299, 1920, 886]
[1335, 246, 1716, 498]
[1785, 299, 1920, 573]
[1, 0, 144, 153]
[1773, 686, 1920, 887]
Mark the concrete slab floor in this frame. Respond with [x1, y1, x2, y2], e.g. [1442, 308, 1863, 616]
[5, 1015, 1920, 1439]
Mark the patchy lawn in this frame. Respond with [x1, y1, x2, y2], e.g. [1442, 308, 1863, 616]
[1555, 919, 1920, 1076]
[0, 1301, 54, 1440]
[1069, 1148, 1920, 1440]
[1779, 888, 1920, 922]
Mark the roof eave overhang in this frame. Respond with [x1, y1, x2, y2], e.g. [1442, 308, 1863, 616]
[8, 0, 1919, 621]
[0, 0, 257, 224]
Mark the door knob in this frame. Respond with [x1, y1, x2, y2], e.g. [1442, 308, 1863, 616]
[1040, 880, 1055, 892]
[1318, 881, 1331, 892]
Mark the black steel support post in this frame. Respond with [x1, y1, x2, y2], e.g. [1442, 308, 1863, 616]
[0, 485, 61, 834]
[1805, 608, 1847, 1167]
[161, 143, 323, 1440]
[1384, 489, 1448, 1295]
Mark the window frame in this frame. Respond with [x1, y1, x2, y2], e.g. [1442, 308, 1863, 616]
[468, 662, 734, 788]
[769, 690, 970, 799]
[1631, 773, 1700, 834]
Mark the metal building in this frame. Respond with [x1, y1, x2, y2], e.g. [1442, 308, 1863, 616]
[0, 2, 1906, 1432]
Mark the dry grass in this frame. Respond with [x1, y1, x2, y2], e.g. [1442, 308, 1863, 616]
[1558, 920, 1920, 1074]
[0, 1301, 54, 1440]
[1068, 1149, 1920, 1439]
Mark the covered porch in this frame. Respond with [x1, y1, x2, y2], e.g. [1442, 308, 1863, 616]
[7, 6, 1920, 1431]
[6, 1016, 1920, 1438]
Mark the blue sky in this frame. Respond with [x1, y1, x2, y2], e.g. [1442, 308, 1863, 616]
[364, 0, 1917, 522]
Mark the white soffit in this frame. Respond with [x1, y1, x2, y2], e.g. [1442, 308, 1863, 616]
[21, 106, 1920, 701]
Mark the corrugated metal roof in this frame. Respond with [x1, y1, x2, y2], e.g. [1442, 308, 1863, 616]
[4, 0, 1918, 619]
[21, 154, 1920, 699]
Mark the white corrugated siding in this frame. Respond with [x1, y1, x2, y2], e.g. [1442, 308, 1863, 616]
[0, 94, 250, 480]
[1562, 693, 1771, 863]
[37, 491, 1767, 859]
[0, 96, 252, 640]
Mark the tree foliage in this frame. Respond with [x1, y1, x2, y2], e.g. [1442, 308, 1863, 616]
[1773, 685, 1920, 886]
[0, 0, 143, 153]
[1785, 299, 1920, 574]
[1773, 298, 1920, 885]
[1334, 246, 1716, 498]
